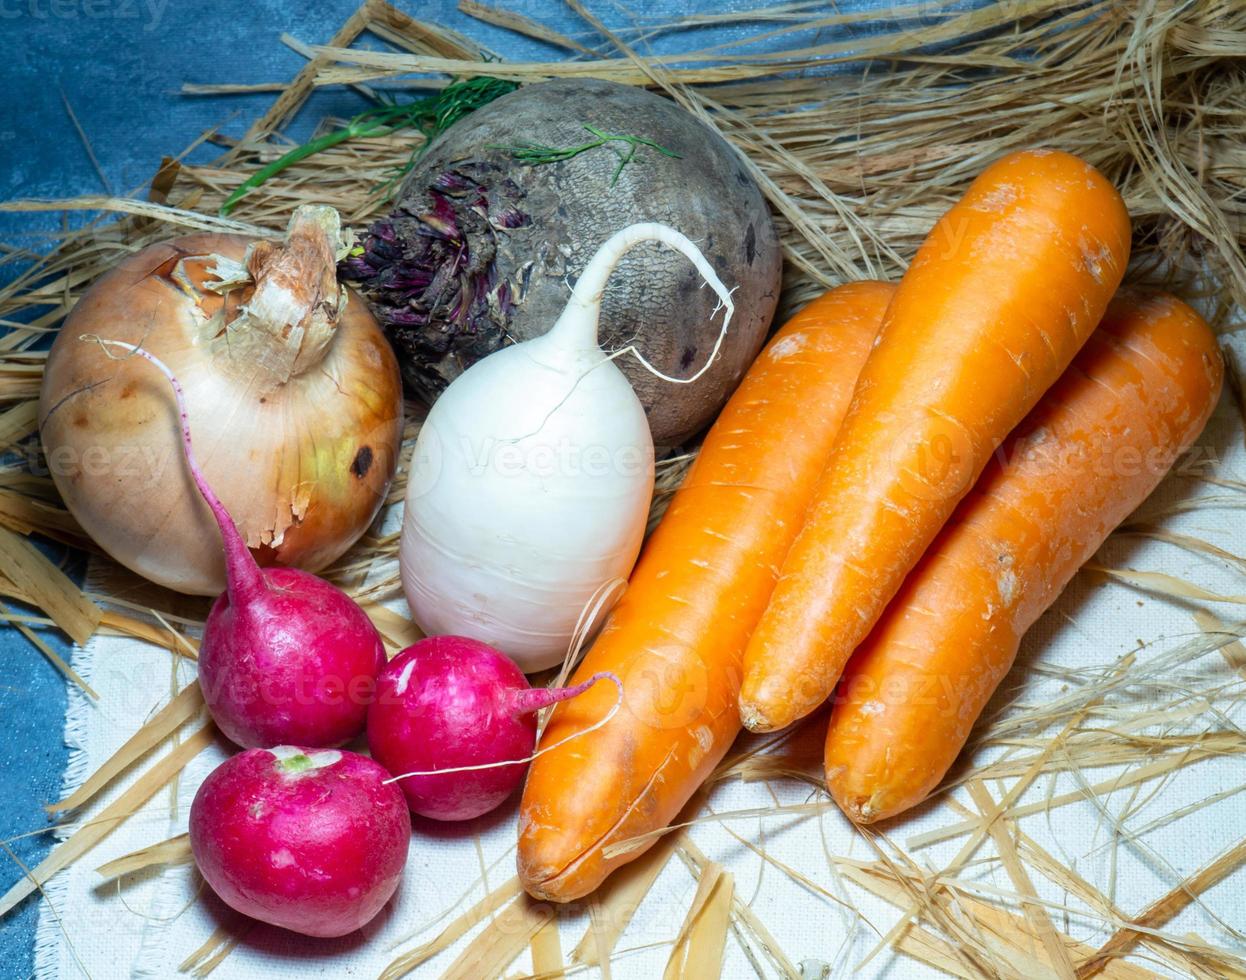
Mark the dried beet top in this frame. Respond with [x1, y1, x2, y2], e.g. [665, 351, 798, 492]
[342, 78, 781, 447]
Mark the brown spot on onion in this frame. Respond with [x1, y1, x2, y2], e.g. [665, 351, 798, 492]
[350, 446, 373, 479]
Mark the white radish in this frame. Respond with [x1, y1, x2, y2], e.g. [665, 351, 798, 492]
[400, 222, 734, 672]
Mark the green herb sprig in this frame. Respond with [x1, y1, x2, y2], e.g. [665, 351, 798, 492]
[220, 76, 518, 216]
[501, 126, 681, 186]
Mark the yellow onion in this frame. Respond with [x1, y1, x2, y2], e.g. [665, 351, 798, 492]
[39, 206, 402, 595]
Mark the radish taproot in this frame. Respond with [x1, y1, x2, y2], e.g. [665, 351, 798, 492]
[343, 78, 780, 447]
[399, 222, 734, 672]
[84, 339, 386, 749]
[368, 635, 617, 821]
[189, 746, 410, 938]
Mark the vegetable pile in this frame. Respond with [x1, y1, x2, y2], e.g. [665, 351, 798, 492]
[518, 147, 1223, 900]
[73, 323, 612, 934]
[28, 66, 1228, 953]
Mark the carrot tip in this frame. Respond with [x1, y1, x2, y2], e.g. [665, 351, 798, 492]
[517, 864, 588, 904]
[830, 786, 889, 825]
[738, 700, 777, 733]
[830, 793, 874, 825]
[521, 880, 563, 903]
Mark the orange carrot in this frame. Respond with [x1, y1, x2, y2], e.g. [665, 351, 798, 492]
[739, 149, 1132, 733]
[825, 290, 1223, 823]
[517, 281, 894, 902]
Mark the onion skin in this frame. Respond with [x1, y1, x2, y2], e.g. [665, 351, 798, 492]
[39, 228, 402, 595]
[189, 747, 410, 938]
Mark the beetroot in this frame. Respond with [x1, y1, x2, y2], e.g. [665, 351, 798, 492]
[343, 78, 781, 447]
[368, 636, 609, 821]
[189, 746, 410, 938]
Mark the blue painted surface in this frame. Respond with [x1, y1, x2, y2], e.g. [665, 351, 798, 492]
[0, 543, 85, 980]
[0, 0, 914, 973]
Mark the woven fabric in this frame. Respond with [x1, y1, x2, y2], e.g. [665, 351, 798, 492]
[33, 333, 1246, 977]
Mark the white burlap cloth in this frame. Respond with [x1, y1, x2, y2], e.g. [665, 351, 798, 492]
[35, 342, 1246, 980]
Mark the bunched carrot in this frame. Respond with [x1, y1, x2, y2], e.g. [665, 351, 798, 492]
[825, 290, 1223, 823]
[740, 149, 1132, 733]
[517, 281, 895, 902]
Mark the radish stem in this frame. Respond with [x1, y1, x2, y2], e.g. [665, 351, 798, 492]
[80, 336, 267, 606]
[508, 671, 615, 717]
[384, 671, 624, 783]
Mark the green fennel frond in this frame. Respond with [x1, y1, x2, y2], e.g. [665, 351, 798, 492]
[219, 76, 519, 216]
[499, 126, 682, 186]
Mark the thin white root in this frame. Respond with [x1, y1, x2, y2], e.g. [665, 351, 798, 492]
[382, 671, 625, 784]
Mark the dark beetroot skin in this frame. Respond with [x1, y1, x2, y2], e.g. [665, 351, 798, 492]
[189, 746, 411, 938]
[343, 78, 783, 448]
[200, 568, 387, 749]
[368, 636, 604, 822]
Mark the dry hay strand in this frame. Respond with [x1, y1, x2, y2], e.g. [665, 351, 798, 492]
[2, 1, 1246, 978]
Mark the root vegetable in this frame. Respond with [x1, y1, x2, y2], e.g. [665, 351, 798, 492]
[740, 149, 1132, 733]
[189, 746, 410, 938]
[86, 339, 386, 749]
[518, 281, 894, 902]
[367, 635, 614, 821]
[825, 290, 1223, 823]
[39, 206, 402, 596]
[343, 77, 781, 447]
[400, 222, 733, 672]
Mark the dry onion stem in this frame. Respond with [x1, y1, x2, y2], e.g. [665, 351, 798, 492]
[1, 0, 1245, 977]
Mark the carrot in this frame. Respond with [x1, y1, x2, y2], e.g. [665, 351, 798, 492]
[517, 281, 895, 902]
[739, 149, 1132, 733]
[824, 290, 1224, 823]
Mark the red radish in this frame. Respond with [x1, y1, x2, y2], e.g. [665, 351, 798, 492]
[368, 636, 616, 821]
[84, 338, 386, 749]
[189, 746, 410, 938]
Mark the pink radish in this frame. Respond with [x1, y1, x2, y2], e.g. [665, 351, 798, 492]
[84, 338, 386, 748]
[368, 635, 617, 821]
[190, 746, 409, 937]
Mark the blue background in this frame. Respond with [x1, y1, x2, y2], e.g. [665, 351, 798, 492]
[0, 1, 904, 974]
